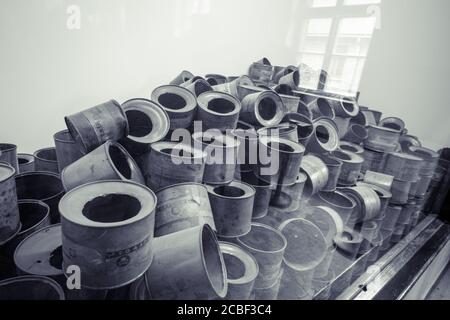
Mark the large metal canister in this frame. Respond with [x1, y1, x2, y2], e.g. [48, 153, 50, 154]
[0, 276, 65, 300]
[155, 183, 215, 237]
[332, 150, 364, 186]
[0, 143, 19, 172]
[207, 181, 255, 238]
[365, 125, 401, 153]
[151, 85, 197, 130]
[59, 180, 156, 290]
[306, 117, 340, 154]
[119, 99, 170, 157]
[237, 223, 287, 289]
[17, 154, 35, 173]
[196, 91, 241, 132]
[192, 132, 240, 185]
[0, 163, 21, 245]
[15, 172, 64, 224]
[308, 98, 336, 120]
[383, 152, 423, 182]
[61, 141, 144, 192]
[239, 91, 286, 127]
[65, 100, 129, 153]
[220, 242, 259, 300]
[34, 147, 59, 174]
[248, 62, 273, 84]
[53, 130, 85, 173]
[361, 147, 387, 173]
[142, 141, 207, 192]
[145, 225, 228, 300]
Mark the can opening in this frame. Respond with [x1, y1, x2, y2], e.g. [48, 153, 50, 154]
[239, 225, 286, 252]
[340, 144, 358, 153]
[208, 98, 236, 114]
[202, 227, 226, 296]
[158, 93, 187, 110]
[316, 125, 330, 144]
[109, 145, 132, 179]
[194, 81, 212, 97]
[161, 148, 194, 158]
[342, 102, 355, 114]
[19, 202, 48, 231]
[334, 150, 353, 162]
[16, 173, 63, 200]
[126, 110, 153, 138]
[223, 254, 246, 280]
[0, 144, 16, 152]
[82, 194, 141, 223]
[214, 186, 245, 198]
[258, 98, 277, 121]
[36, 149, 57, 161]
[317, 99, 334, 118]
[383, 122, 402, 131]
[19, 158, 31, 165]
[49, 246, 63, 270]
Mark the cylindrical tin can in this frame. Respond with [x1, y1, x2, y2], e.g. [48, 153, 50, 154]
[258, 123, 299, 143]
[381, 205, 402, 232]
[237, 223, 287, 289]
[119, 99, 170, 157]
[362, 147, 387, 173]
[363, 171, 394, 191]
[414, 174, 434, 197]
[332, 150, 364, 186]
[0, 276, 65, 300]
[256, 136, 305, 186]
[380, 117, 405, 132]
[340, 186, 381, 223]
[306, 118, 340, 154]
[391, 179, 412, 205]
[314, 154, 343, 192]
[333, 116, 351, 139]
[15, 172, 64, 224]
[0, 163, 20, 245]
[340, 141, 364, 155]
[151, 85, 197, 130]
[308, 98, 336, 120]
[17, 154, 35, 174]
[383, 152, 423, 182]
[65, 100, 129, 153]
[185, 79, 213, 97]
[61, 141, 144, 192]
[253, 269, 283, 300]
[196, 91, 242, 132]
[207, 181, 255, 238]
[240, 171, 273, 220]
[278, 264, 313, 300]
[220, 242, 259, 300]
[155, 183, 215, 237]
[60, 180, 156, 290]
[169, 70, 194, 86]
[0, 144, 19, 173]
[53, 130, 85, 173]
[240, 91, 286, 127]
[343, 124, 368, 145]
[271, 173, 307, 213]
[365, 125, 401, 153]
[142, 141, 206, 192]
[212, 75, 254, 100]
[278, 69, 300, 89]
[192, 132, 240, 185]
[248, 62, 273, 84]
[145, 224, 228, 300]
[282, 113, 314, 147]
[300, 155, 329, 198]
[309, 191, 356, 227]
[33, 148, 59, 174]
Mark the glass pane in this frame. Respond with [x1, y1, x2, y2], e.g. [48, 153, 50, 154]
[333, 17, 376, 56]
[325, 56, 366, 95]
[297, 53, 325, 89]
[311, 0, 338, 8]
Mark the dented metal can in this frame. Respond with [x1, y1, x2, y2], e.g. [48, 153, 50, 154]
[0, 163, 21, 245]
[54, 130, 85, 173]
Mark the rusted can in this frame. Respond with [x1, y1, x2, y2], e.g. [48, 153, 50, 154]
[141, 141, 206, 192]
[278, 69, 300, 89]
[248, 62, 273, 84]
[256, 136, 305, 186]
[381, 205, 402, 232]
[340, 141, 364, 155]
[0, 276, 65, 300]
[151, 85, 197, 130]
[53, 130, 85, 173]
[300, 155, 329, 198]
[169, 70, 194, 86]
[15, 172, 64, 224]
[365, 125, 401, 153]
[309, 191, 356, 226]
[240, 171, 273, 219]
[391, 179, 412, 205]
[306, 117, 340, 154]
[17, 154, 35, 173]
[383, 152, 423, 182]
[61, 141, 144, 192]
[271, 173, 307, 213]
[308, 98, 336, 120]
[145, 224, 227, 300]
[207, 181, 255, 238]
[192, 132, 240, 185]
[33, 148, 59, 174]
[282, 113, 314, 147]
[0, 163, 21, 245]
[119, 99, 170, 157]
[60, 180, 156, 289]
[220, 242, 259, 300]
[315, 154, 343, 192]
[0, 143, 19, 173]
[196, 91, 242, 131]
[5, 200, 50, 254]
[343, 124, 368, 145]
[362, 147, 387, 173]
[155, 183, 215, 237]
[257, 123, 299, 143]
[332, 150, 364, 186]
[237, 223, 287, 289]
[65, 100, 129, 153]
[240, 91, 286, 127]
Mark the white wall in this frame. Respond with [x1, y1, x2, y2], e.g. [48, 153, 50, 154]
[0, 0, 449, 153]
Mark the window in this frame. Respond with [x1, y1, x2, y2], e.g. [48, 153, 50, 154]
[298, 0, 381, 96]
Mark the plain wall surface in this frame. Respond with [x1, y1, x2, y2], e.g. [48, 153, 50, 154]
[0, 0, 449, 153]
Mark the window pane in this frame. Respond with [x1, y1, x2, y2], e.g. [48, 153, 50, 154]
[311, 0, 338, 8]
[297, 53, 325, 89]
[333, 17, 376, 56]
[326, 56, 366, 95]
